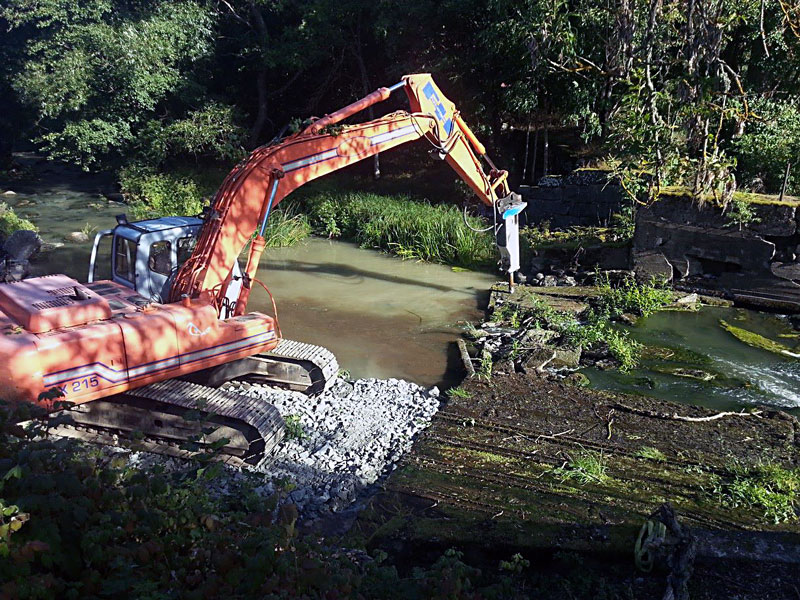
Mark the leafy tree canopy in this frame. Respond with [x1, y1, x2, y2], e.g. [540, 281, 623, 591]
[1, 0, 799, 195]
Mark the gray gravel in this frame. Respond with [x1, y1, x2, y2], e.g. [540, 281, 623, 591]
[119, 377, 440, 522]
[220, 377, 441, 516]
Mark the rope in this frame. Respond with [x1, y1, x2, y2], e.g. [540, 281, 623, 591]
[252, 277, 282, 339]
[462, 205, 494, 232]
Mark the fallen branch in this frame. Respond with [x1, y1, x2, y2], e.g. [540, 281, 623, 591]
[456, 339, 475, 377]
[613, 402, 762, 422]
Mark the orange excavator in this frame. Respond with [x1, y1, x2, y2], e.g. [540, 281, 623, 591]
[0, 74, 525, 466]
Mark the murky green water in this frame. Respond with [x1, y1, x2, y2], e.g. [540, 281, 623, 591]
[583, 306, 800, 412]
[6, 174, 494, 387]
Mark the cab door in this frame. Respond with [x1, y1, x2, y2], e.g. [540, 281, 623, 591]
[145, 238, 173, 303]
[111, 233, 138, 290]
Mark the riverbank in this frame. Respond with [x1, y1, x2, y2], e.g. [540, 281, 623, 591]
[350, 283, 800, 599]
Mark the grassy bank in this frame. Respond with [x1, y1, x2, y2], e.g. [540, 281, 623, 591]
[120, 166, 497, 269]
[302, 190, 495, 269]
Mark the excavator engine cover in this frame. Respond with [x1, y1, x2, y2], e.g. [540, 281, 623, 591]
[0, 274, 111, 333]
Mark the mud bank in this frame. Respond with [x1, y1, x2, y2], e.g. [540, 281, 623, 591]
[353, 369, 800, 598]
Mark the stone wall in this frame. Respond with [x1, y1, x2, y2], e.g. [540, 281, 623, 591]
[520, 169, 624, 229]
[633, 193, 800, 310]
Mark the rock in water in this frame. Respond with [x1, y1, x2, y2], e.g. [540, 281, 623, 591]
[3, 229, 42, 261]
[65, 231, 90, 243]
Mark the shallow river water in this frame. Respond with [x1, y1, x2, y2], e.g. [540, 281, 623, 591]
[584, 306, 800, 412]
[7, 179, 495, 388]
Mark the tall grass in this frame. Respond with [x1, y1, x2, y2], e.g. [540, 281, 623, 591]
[261, 200, 311, 248]
[303, 191, 495, 269]
[120, 167, 496, 266]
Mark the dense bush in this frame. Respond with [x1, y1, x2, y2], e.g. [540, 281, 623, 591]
[0, 202, 37, 239]
[730, 97, 800, 196]
[135, 104, 247, 167]
[119, 166, 213, 220]
[303, 191, 496, 269]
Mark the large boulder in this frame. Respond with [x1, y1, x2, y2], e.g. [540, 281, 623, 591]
[3, 229, 41, 261]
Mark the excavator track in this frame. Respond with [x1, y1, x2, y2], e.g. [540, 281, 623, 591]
[202, 338, 339, 394]
[45, 379, 285, 470]
[43, 340, 339, 470]
[261, 338, 339, 392]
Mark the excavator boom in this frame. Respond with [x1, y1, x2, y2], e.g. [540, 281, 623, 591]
[171, 74, 521, 314]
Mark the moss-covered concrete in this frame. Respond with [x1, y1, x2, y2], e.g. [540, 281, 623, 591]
[659, 185, 800, 207]
[354, 372, 800, 558]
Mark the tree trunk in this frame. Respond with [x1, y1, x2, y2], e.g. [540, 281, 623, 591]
[352, 25, 380, 179]
[543, 126, 549, 177]
[248, 3, 270, 148]
[531, 127, 539, 183]
[522, 116, 531, 182]
[248, 69, 269, 148]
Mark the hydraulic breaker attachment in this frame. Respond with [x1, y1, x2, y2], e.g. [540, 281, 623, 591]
[495, 192, 527, 282]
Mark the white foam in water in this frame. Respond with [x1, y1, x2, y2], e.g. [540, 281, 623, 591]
[717, 357, 800, 409]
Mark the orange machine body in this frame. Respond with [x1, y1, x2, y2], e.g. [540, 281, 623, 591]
[0, 275, 277, 408]
[1, 74, 511, 410]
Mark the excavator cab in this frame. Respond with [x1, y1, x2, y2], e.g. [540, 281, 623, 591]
[88, 215, 242, 311]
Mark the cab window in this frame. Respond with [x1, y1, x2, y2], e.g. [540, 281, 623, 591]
[177, 236, 197, 268]
[114, 237, 138, 283]
[148, 240, 172, 276]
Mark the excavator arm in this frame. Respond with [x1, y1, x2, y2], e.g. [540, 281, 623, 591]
[170, 74, 524, 314]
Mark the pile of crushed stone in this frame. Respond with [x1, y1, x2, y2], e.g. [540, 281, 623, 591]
[221, 377, 441, 517]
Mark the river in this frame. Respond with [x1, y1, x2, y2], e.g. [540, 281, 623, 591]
[4, 169, 494, 387]
[583, 306, 800, 412]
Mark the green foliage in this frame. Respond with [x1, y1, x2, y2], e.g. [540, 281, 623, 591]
[522, 223, 629, 250]
[712, 462, 800, 523]
[0, 400, 538, 598]
[303, 191, 495, 269]
[514, 292, 645, 372]
[121, 165, 310, 247]
[635, 446, 667, 462]
[724, 196, 762, 230]
[477, 352, 494, 380]
[120, 165, 211, 219]
[554, 450, 610, 485]
[448, 386, 472, 400]
[564, 316, 643, 372]
[283, 415, 306, 440]
[499, 553, 530, 574]
[259, 201, 311, 249]
[0, 202, 37, 238]
[595, 274, 673, 319]
[136, 103, 247, 167]
[3, 0, 223, 170]
[731, 97, 800, 196]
